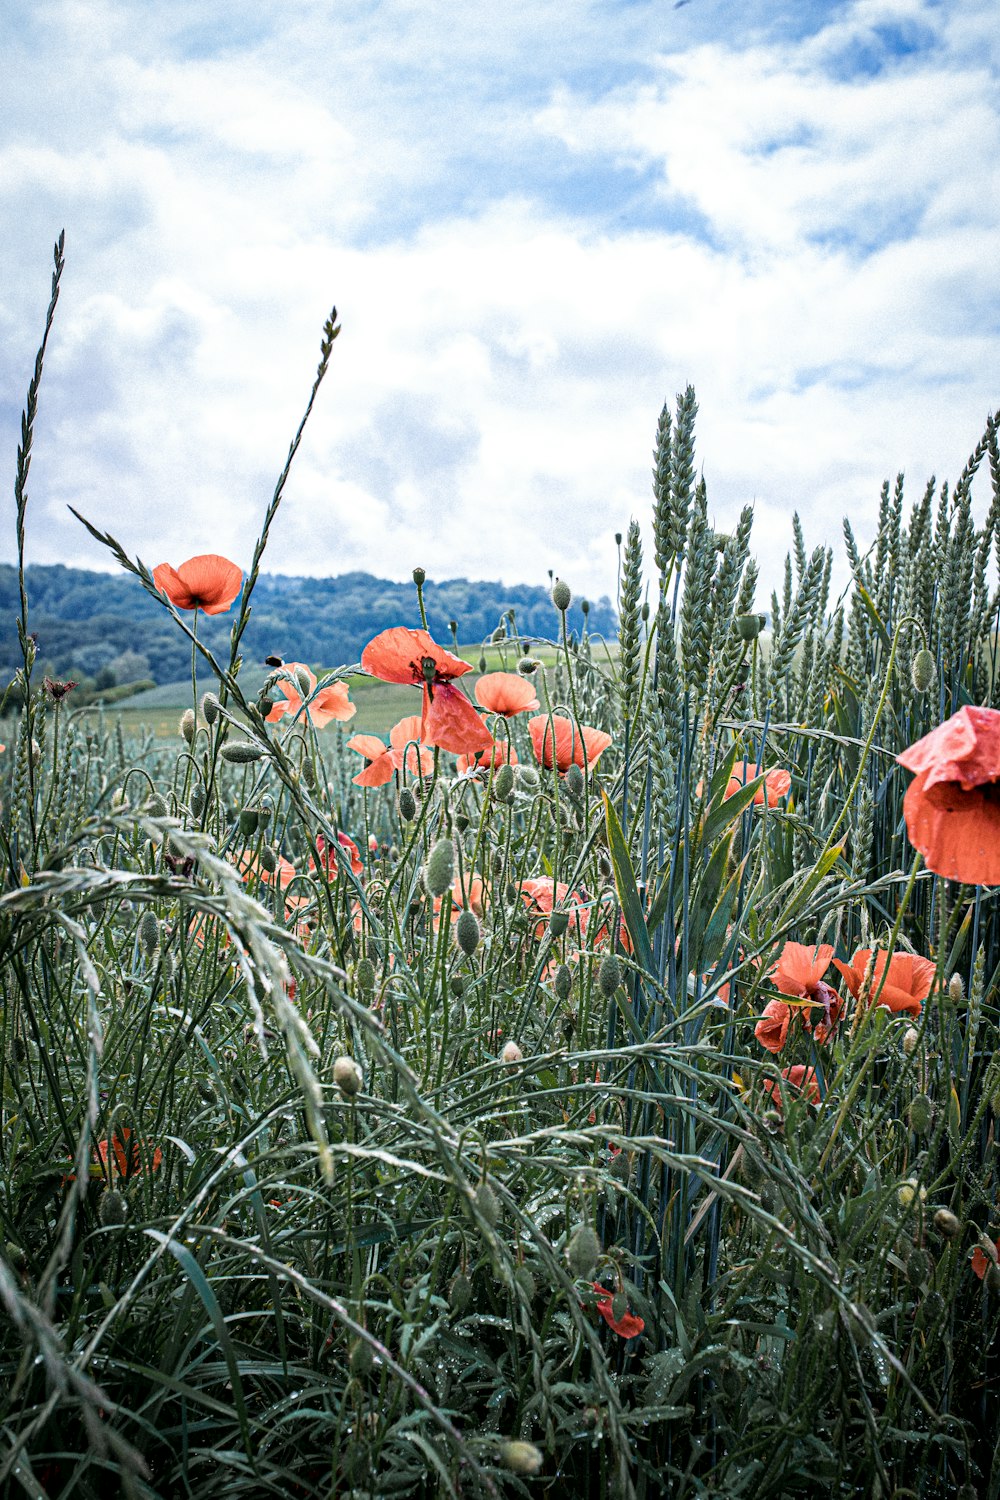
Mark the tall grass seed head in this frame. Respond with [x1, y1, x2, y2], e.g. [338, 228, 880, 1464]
[550, 577, 572, 612]
[333, 1055, 363, 1097]
[179, 708, 196, 745]
[424, 837, 456, 897]
[456, 908, 481, 956]
[567, 1223, 601, 1279]
[911, 648, 936, 695]
[500, 1441, 543, 1477]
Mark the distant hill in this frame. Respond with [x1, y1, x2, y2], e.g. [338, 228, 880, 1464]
[0, 564, 616, 686]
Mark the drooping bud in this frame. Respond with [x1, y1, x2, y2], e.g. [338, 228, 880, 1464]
[354, 957, 376, 996]
[500, 1441, 543, 1477]
[449, 1271, 473, 1313]
[549, 910, 569, 939]
[494, 764, 515, 803]
[598, 955, 622, 998]
[259, 845, 279, 873]
[190, 784, 206, 818]
[911, 648, 936, 695]
[397, 787, 417, 822]
[933, 1208, 961, 1239]
[293, 665, 312, 698]
[550, 578, 572, 613]
[145, 792, 169, 819]
[221, 741, 266, 764]
[456, 909, 481, 956]
[908, 1095, 933, 1134]
[500, 1040, 523, 1065]
[474, 1179, 500, 1227]
[333, 1056, 363, 1097]
[564, 763, 584, 798]
[554, 964, 573, 1001]
[567, 1223, 601, 1280]
[424, 838, 456, 897]
[349, 1338, 374, 1377]
[611, 1290, 628, 1323]
[517, 656, 540, 675]
[99, 1190, 127, 1227]
[138, 911, 160, 956]
[179, 709, 196, 745]
[201, 692, 221, 725]
[514, 1265, 536, 1303]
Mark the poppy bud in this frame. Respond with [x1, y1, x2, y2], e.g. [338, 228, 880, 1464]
[564, 764, 584, 798]
[500, 1040, 523, 1064]
[189, 786, 206, 822]
[412, 567, 426, 587]
[911, 648, 936, 695]
[179, 709, 196, 745]
[500, 1441, 543, 1476]
[354, 957, 376, 996]
[550, 578, 572, 612]
[610, 1150, 631, 1183]
[906, 1247, 932, 1287]
[478, 654, 488, 672]
[598, 851, 613, 881]
[902, 1026, 920, 1056]
[197, 1080, 217, 1105]
[349, 1338, 373, 1377]
[99, 1190, 127, 1227]
[111, 788, 129, 812]
[259, 844, 279, 873]
[145, 792, 169, 819]
[222, 741, 266, 764]
[201, 692, 220, 725]
[396, 787, 417, 823]
[474, 1179, 500, 1227]
[138, 911, 160, 956]
[494, 764, 515, 802]
[735, 613, 762, 641]
[293, 665, 312, 698]
[549, 910, 569, 939]
[301, 759, 316, 790]
[239, 809, 260, 839]
[517, 656, 540, 675]
[450, 974, 465, 997]
[581, 599, 591, 615]
[449, 1270, 473, 1312]
[987, 1265, 1000, 1294]
[933, 1208, 961, 1239]
[455, 810, 469, 832]
[567, 1224, 600, 1279]
[456, 909, 480, 956]
[333, 1055, 363, 1097]
[514, 1264, 536, 1303]
[257, 694, 275, 717]
[949, 973, 965, 1004]
[908, 1094, 933, 1133]
[640, 601, 650, 622]
[554, 964, 573, 1001]
[897, 1178, 926, 1209]
[598, 955, 622, 998]
[615, 532, 622, 546]
[424, 838, 456, 897]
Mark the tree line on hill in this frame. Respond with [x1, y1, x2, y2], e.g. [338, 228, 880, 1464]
[0, 564, 616, 700]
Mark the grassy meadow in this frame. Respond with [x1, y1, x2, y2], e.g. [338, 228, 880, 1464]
[3, 241, 1000, 1500]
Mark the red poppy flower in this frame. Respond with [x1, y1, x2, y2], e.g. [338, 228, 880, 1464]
[897, 706, 1000, 885]
[347, 715, 434, 786]
[361, 627, 492, 755]
[519, 878, 589, 941]
[972, 1238, 1000, 1280]
[726, 763, 791, 806]
[755, 998, 792, 1055]
[98, 1127, 163, 1179]
[590, 1284, 644, 1339]
[310, 832, 363, 879]
[832, 948, 935, 1019]
[474, 672, 539, 717]
[763, 1064, 821, 1111]
[528, 714, 612, 773]
[770, 940, 842, 1043]
[153, 554, 243, 615]
[456, 741, 519, 775]
[265, 663, 355, 729]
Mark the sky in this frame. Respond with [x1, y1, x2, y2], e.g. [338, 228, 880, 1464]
[2, 0, 999, 613]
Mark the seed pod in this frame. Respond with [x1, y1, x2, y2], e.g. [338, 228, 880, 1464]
[734, 613, 762, 641]
[554, 964, 573, 1001]
[933, 1208, 961, 1239]
[190, 784, 206, 818]
[494, 764, 515, 802]
[449, 1271, 473, 1313]
[221, 741, 265, 764]
[333, 1056, 363, 1097]
[911, 648, 936, 695]
[138, 911, 160, 956]
[500, 1441, 543, 1476]
[412, 567, 426, 587]
[474, 1180, 500, 1227]
[567, 1224, 601, 1280]
[514, 1265, 536, 1303]
[99, 1190, 127, 1227]
[424, 838, 456, 897]
[564, 763, 584, 798]
[259, 844, 279, 873]
[598, 955, 622, 998]
[145, 792, 169, 819]
[239, 808, 260, 837]
[354, 957, 376, 996]
[349, 1338, 374, 1377]
[179, 709, 196, 745]
[397, 787, 417, 822]
[908, 1095, 933, 1133]
[201, 691, 221, 725]
[549, 910, 569, 939]
[456, 909, 480, 956]
[550, 578, 572, 612]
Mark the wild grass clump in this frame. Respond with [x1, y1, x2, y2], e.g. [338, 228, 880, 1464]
[2, 238, 999, 1499]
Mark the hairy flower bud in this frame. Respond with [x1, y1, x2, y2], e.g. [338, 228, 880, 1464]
[564, 763, 584, 798]
[549, 910, 569, 940]
[349, 1338, 373, 1377]
[397, 787, 417, 822]
[145, 792, 169, 819]
[908, 1095, 933, 1134]
[494, 764, 515, 803]
[354, 957, 376, 996]
[911, 648, 936, 695]
[221, 741, 265, 764]
[99, 1189, 127, 1227]
[138, 910, 160, 956]
[554, 964, 573, 1001]
[259, 844, 279, 873]
[550, 578, 572, 612]
[456, 908, 481, 956]
[239, 808, 260, 837]
[474, 1179, 500, 1227]
[933, 1208, 961, 1239]
[179, 709, 196, 745]
[333, 1055, 363, 1097]
[500, 1040, 523, 1065]
[567, 1224, 600, 1280]
[201, 691, 220, 725]
[598, 955, 622, 998]
[424, 838, 456, 898]
[500, 1441, 543, 1477]
[517, 656, 540, 675]
[449, 1270, 473, 1312]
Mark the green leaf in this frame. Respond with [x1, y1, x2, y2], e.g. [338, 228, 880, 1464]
[602, 792, 655, 977]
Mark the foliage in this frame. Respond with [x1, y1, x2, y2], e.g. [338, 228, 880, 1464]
[2, 239, 1000, 1500]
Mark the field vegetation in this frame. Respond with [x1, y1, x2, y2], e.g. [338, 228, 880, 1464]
[2, 238, 1000, 1499]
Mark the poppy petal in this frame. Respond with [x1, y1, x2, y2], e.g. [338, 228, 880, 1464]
[902, 771, 1000, 886]
[422, 684, 493, 754]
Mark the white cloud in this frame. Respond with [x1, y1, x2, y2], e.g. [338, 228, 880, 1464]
[2, 0, 998, 626]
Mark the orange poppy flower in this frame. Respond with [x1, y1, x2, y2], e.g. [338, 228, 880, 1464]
[528, 714, 612, 773]
[971, 1238, 1000, 1280]
[519, 878, 589, 941]
[755, 998, 792, 1055]
[474, 672, 539, 717]
[152, 554, 243, 615]
[763, 1064, 821, 1111]
[726, 763, 791, 806]
[309, 832, 363, 879]
[432, 874, 486, 928]
[456, 741, 519, 775]
[265, 664, 355, 729]
[361, 627, 492, 755]
[770, 939, 841, 1043]
[98, 1127, 163, 1179]
[589, 1284, 645, 1340]
[832, 948, 936, 1019]
[897, 705, 1000, 885]
[347, 715, 434, 786]
[236, 850, 297, 889]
